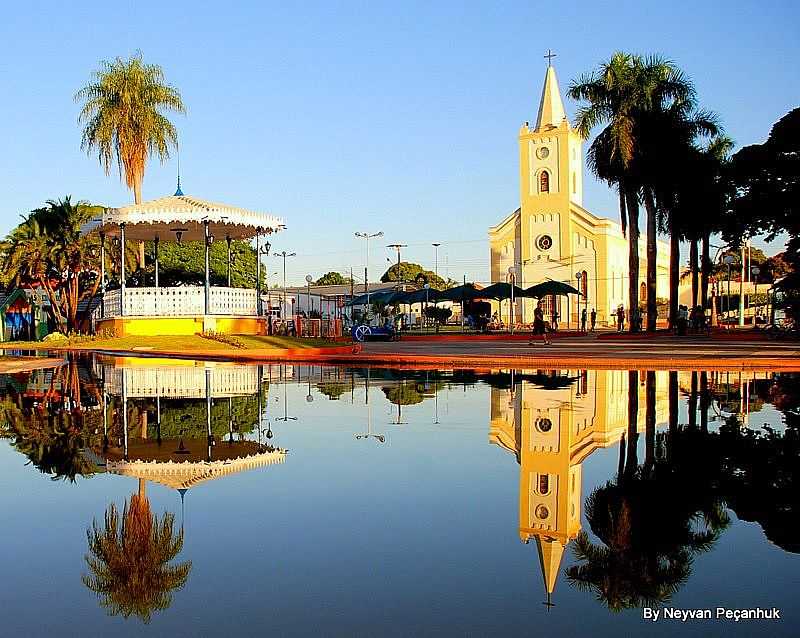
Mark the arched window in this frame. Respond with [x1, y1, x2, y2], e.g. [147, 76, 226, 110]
[581, 271, 588, 297]
[640, 282, 647, 301]
[539, 170, 550, 193]
[538, 474, 550, 495]
[572, 172, 577, 193]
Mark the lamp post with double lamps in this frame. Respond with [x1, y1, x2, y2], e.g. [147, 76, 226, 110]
[274, 250, 296, 321]
[355, 231, 383, 315]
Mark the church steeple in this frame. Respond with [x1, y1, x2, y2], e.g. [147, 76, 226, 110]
[534, 65, 567, 131]
[535, 536, 566, 600]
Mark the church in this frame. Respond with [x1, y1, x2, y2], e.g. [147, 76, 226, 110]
[488, 61, 670, 327]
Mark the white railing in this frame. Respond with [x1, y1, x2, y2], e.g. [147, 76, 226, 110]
[99, 363, 259, 398]
[99, 286, 259, 317]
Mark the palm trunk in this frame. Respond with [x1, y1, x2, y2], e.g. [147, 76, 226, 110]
[690, 240, 699, 310]
[645, 370, 656, 470]
[668, 370, 678, 462]
[625, 187, 641, 332]
[701, 233, 711, 311]
[643, 189, 658, 331]
[625, 370, 639, 475]
[689, 371, 698, 428]
[669, 228, 680, 330]
[133, 175, 146, 268]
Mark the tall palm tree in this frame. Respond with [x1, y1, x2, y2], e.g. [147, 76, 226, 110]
[83, 481, 191, 623]
[75, 53, 185, 266]
[570, 54, 698, 331]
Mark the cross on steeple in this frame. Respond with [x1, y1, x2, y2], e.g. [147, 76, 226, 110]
[544, 49, 556, 66]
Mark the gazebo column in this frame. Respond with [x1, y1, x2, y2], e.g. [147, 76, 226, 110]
[226, 235, 232, 287]
[255, 230, 261, 316]
[205, 369, 213, 461]
[119, 223, 126, 317]
[99, 232, 106, 319]
[154, 235, 160, 288]
[204, 220, 211, 315]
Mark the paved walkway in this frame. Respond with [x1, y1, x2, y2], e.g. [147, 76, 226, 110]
[354, 334, 800, 371]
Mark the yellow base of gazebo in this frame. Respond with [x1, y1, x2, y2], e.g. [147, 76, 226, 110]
[97, 315, 266, 337]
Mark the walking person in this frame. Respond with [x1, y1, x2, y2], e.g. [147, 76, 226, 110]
[616, 306, 625, 332]
[551, 309, 559, 332]
[590, 308, 597, 332]
[529, 304, 551, 345]
[581, 308, 587, 333]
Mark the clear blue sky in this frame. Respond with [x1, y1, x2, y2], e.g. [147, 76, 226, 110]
[1, 0, 797, 285]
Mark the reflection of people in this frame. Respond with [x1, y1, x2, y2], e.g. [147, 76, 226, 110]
[581, 308, 587, 333]
[590, 308, 597, 331]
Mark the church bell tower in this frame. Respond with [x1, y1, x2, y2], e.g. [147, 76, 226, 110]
[517, 58, 584, 287]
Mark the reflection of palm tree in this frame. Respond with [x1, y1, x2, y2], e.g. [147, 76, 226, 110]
[83, 480, 191, 623]
[567, 373, 729, 610]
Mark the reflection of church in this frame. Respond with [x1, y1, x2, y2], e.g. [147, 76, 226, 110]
[488, 62, 670, 326]
[489, 369, 668, 602]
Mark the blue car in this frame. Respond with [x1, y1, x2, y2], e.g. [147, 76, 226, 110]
[351, 322, 400, 342]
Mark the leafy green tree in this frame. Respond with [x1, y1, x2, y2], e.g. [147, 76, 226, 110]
[76, 52, 185, 265]
[143, 239, 261, 288]
[0, 197, 134, 332]
[723, 108, 800, 296]
[381, 262, 446, 290]
[315, 271, 351, 286]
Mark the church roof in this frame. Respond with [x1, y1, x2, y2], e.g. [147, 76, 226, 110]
[535, 65, 567, 131]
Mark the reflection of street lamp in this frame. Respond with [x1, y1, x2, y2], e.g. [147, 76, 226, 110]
[355, 369, 385, 443]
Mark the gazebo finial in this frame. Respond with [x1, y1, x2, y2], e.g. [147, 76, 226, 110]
[174, 144, 184, 196]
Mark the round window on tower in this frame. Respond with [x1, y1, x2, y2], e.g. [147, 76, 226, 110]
[537, 146, 550, 159]
[535, 417, 553, 433]
[535, 505, 550, 520]
[536, 235, 553, 251]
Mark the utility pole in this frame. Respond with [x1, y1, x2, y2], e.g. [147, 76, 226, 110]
[432, 243, 441, 280]
[738, 243, 746, 327]
[387, 243, 407, 289]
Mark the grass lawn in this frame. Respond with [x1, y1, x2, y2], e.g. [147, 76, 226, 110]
[0, 334, 346, 353]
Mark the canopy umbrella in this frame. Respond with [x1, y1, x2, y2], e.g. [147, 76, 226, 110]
[437, 284, 485, 302]
[345, 289, 401, 306]
[476, 282, 529, 300]
[525, 280, 582, 298]
[394, 288, 443, 305]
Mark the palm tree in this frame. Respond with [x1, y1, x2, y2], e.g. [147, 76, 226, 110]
[75, 53, 185, 266]
[570, 54, 698, 331]
[83, 481, 191, 623]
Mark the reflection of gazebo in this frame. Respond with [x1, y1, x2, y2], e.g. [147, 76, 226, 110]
[92, 360, 284, 496]
[104, 440, 286, 491]
[82, 194, 284, 336]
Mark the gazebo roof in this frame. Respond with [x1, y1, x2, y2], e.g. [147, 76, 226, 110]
[104, 446, 288, 490]
[81, 194, 284, 241]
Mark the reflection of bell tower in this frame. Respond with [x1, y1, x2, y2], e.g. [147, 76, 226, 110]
[489, 376, 584, 606]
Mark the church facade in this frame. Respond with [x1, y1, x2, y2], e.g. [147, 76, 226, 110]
[488, 64, 670, 326]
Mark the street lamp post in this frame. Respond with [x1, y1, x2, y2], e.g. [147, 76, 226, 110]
[432, 243, 441, 279]
[508, 266, 515, 335]
[273, 250, 296, 321]
[751, 266, 761, 324]
[723, 254, 736, 323]
[387, 243, 407, 290]
[739, 244, 746, 327]
[355, 231, 383, 314]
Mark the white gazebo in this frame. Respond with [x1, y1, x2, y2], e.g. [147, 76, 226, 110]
[82, 193, 284, 335]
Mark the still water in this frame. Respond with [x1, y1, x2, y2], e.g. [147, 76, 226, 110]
[0, 357, 798, 637]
